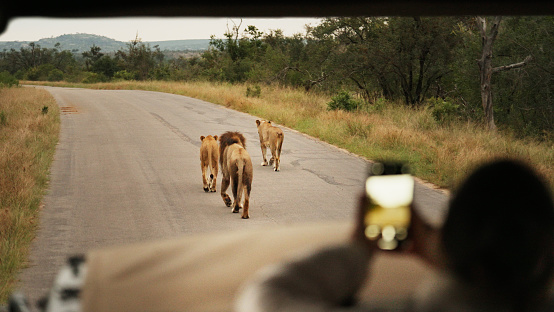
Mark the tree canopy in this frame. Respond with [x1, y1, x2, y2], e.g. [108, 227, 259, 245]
[0, 16, 552, 139]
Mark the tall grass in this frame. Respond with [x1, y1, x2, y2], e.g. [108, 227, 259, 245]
[0, 87, 60, 303]
[26, 80, 553, 191]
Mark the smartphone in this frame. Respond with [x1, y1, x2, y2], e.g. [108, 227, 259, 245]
[364, 162, 414, 250]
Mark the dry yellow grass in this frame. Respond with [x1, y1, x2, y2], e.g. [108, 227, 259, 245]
[0, 87, 60, 303]
[25, 80, 553, 191]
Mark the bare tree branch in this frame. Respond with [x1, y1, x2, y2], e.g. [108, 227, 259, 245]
[493, 55, 533, 73]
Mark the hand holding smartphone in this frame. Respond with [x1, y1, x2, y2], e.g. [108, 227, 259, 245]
[364, 162, 414, 250]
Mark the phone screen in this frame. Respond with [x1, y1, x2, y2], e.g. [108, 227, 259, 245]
[364, 171, 414, 250]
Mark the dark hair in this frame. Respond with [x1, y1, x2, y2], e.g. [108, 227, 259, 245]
[218, 131, 246, 165]
[442, 159, 554, 310]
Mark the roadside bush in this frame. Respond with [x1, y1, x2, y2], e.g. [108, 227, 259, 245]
[82, 72, 109, 83]
[428, 97, 460, 124]
[24, 67, 41, 81]
[24, 64, 58, 81]
[114, 70, 137, 81]
[246, 85, 261, 97]
[14, 70, 25, 80]
[150, 66, 171, 81]
[91, 56, 119, 78]
[0, 71, 19, 87]
[47, 69, 64, 82]
[327, 90, 360, 111]
[360, 97, 388, 113]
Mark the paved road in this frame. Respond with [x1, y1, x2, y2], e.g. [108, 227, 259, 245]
[18, 86, 449, 306]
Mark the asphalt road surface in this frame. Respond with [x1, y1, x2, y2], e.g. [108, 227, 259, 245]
[18, 86, 449, 306]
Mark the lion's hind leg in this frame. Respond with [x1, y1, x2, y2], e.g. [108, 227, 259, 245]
[260, 142, 269, 166]
[201, 162, 209, 192]
[209, 157, 218, 192]
[220, 171, 232, 207]
[241, 172, 252, 219]
[241, 187, 250, 219]
[274, 133, 283, 172]
[270, 141, 281, 171]
[269, 142, 277, 169]
[231, 170, 241, 213]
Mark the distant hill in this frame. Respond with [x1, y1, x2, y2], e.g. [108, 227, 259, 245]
[148, 39, 211, 51]
[0, 33, 211, 53]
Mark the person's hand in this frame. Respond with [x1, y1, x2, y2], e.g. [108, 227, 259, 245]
[403, 202, 447, 268]
[351, 193, 379, 252]
[352, 191, 446, 269]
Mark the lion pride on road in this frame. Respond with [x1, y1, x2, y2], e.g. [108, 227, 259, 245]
[199, 122, 285, 219]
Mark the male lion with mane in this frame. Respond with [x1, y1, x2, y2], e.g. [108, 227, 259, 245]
[200, 135, 218, 192]
[219, 131, 253, 219]
[256, 120, 284, 171]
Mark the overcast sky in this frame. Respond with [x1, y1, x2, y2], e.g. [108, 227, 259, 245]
[0, 17, 322, 42]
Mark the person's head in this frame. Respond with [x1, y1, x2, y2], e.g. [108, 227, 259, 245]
[441, 158, 553, 309]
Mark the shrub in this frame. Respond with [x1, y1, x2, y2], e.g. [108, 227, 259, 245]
[14, 70, 25, 80]
[24, 67, 41, 81]
[149, 66, 171, 81]
[327, 90, 359, 111]
[91, 56, 119, 78]
[428, 97, 460, 124]
[246, 85, 261, 97]
[47, 69, 64, 82]
[0, 71, 19, 87]
[361, 97, 388, 113]
[82, 72, 109, 83]
[114, 70, 137, 81]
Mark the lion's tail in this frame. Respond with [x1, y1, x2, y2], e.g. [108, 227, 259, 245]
[207, 144, 214, 181]
[235, 153, 245, 206]
[276, 132, 284, 158]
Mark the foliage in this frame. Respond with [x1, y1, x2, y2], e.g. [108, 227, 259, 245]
[91, 55, 119, 78]
[327, 90, 359, 111]
[246, 85, 261, 97]
[0, 71, 18, 87]
[82, 45, 104, 70]
[428, 97, 461, 124]
[0, 17, 551, 140]
[25, 64, 54, 81]
[492, 16, 554, 138]
[114, 70, 137, 81]
[115, 36, 165, 80]
[47, 69, 64, 82]
[82, 72, 109, 83]
[310, 17, 464, 105]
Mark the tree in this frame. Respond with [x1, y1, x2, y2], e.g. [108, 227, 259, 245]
[491, 16, 554, 138]
[115, 34, 164, 80]
[205, 20, 271, 83]
[476, 16, 532, 130]
[82, 45, 104, 71]
[91, 55, 118, 78]
[308, 17, 461, 104]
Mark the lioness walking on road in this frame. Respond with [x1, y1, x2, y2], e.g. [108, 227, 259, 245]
[256, 120, 284, 172]
[200, 135, 219, 192]
[219, 131, 253, 219]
